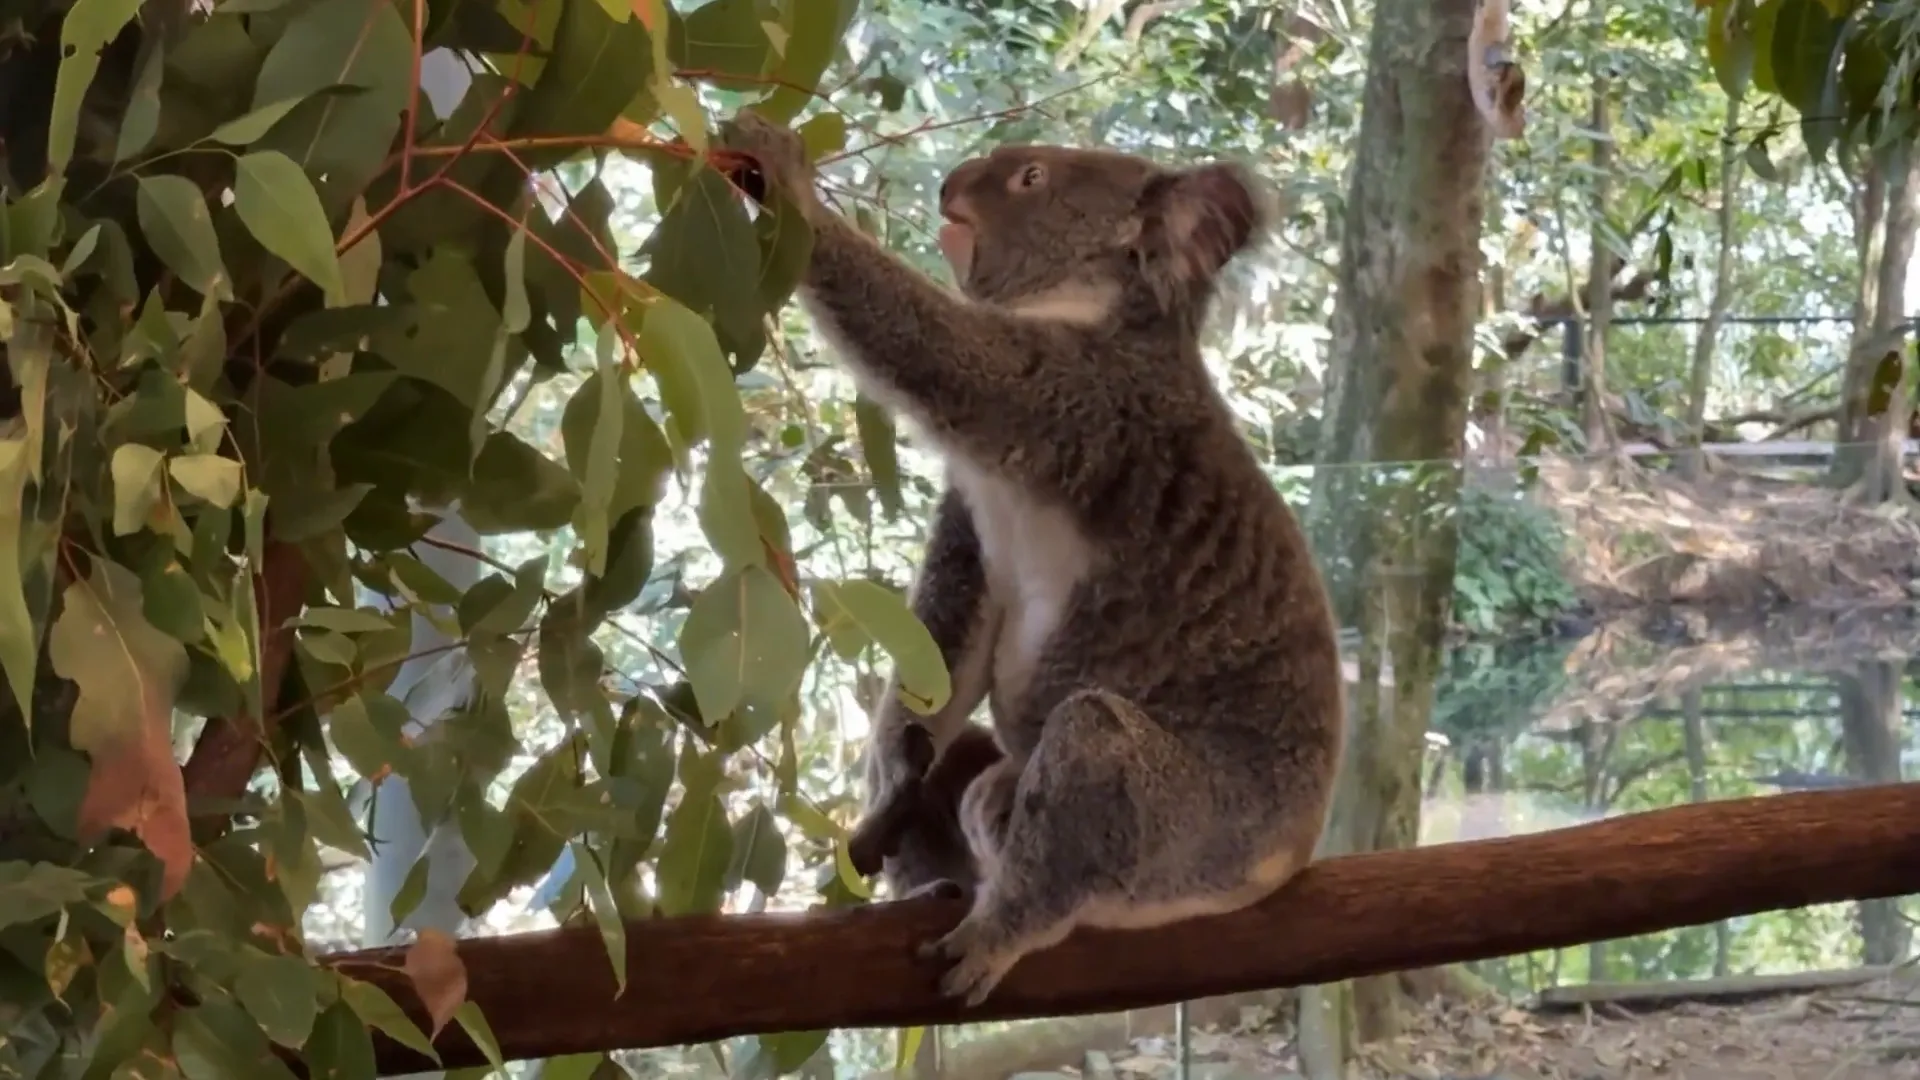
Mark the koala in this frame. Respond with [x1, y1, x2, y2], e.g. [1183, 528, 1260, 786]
[856, 485, 1008, 900]
[719, 114, 1346, 1007]
[845, 720, 1005, 900]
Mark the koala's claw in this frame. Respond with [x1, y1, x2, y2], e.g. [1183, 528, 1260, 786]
[920, 913, 1019, 1007]
[718, 112, 810, 188]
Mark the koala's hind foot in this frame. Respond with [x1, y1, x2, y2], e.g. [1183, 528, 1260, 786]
[921, 690, 1313, 1007]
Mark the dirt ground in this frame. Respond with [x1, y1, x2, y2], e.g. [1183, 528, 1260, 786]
[1535, 460, 1920, 612]
[1030, 973, 1920, 1080]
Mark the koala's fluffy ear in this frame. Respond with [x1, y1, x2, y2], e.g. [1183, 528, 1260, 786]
[1135, 162, 1272, 305]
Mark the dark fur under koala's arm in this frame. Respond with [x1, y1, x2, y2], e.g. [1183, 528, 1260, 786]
[863, 485, 999, 796]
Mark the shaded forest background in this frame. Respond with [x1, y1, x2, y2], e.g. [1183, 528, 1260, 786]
[1, 0, 1919, 1075]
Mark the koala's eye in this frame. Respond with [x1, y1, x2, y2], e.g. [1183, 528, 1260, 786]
[1012, 163, 1047, 191]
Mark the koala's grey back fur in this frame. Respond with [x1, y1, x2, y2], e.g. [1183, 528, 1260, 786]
[721, 114, 1345, 1003]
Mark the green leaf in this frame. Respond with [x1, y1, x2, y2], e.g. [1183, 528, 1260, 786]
[339, 976, 438, 1062]
[725, 802, 788, 897]
[136, 174, 232, 302]
[502, 224, 532, 334]
[453, 1001, 507, 1075]
[539, 1054, 617, 1080]
[755, 0, 855, 123]
[853, 396, 903, 518]
[678, 564, 809, 722]
[1705, 0, 1754, 101]
[643, 294, 744, 454]
[643, 165, 765, 365]
[580, 507, 656, 617]
[234, 949, 320, 1048]
[141, 551, 207, 644]
[110, 443, 164, 538]
[114, 38, 166, 163]
[577, 328, 625, 578]
[504, 0, 656, 171]
[48, 0, 146, 178]
[671, 0, 772, 87]
[462, 432, 582, 534]
[296, 607, 396, 634]
[0, 443, 35, 724]
[573, 843, 628, 995]
[234, 149, 348, 304]
[252, 0, 415, 198]
[209, 96, 309, 146]
[372, 248, 505, 410]
[169, 453, 245, 509]
[48, 561, 189, 753]
[304, 1001, 377, 1080]
[737, 1030, 830, 1080]
[1768, 0, 1842, 115]
[174, 998, 302, 1080]
[656, 790, 731, 916]
[895, 1027, 926, 1075]
[755, 191, 814, 312]
[809, 579, 949, 713]
[327, 693, 410, 780]
[797, 112, 846, 159]
[389, 855, 430, 929]
[561, 366, 672, 543]
[460, 555, 547, 636]
[0, 862, 95, 930]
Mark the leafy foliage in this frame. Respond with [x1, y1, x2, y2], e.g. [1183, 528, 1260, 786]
[1701, 0, 1917, 168]
[0, 0, 953, 1073]
[1451, 486, 1580, 636]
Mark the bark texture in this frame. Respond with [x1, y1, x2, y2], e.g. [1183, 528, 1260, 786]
[1681, 95, 1743, 480]
[1309, 0, 1489, 1047]
[1833, 151, 1918, 495]
[334, 785, 1920, 1076]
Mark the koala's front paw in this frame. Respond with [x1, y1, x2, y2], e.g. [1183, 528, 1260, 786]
[718, 112, 814, 206]
[917, 909, 1023, 1007]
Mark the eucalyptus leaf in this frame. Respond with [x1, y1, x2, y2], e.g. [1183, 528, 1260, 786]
[234, 149, 348, 304]
[135, 175, 231, 301]
[48, 0, 146, 178]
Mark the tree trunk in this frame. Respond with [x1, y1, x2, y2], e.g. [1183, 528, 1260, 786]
[1304, 0, 1490, 1052]
[1858, 154, 1920, 503]
[1836, 660, 1911, 965]
[1583, 13, 1616, 451]
[1682, 95, 1743, 481]
[1831, 153, 1912, 489]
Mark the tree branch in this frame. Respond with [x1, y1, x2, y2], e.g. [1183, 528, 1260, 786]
[329, 784, 1920, 1075]
[1499, 258, 1655, 364]
[180, 539, 309, 835]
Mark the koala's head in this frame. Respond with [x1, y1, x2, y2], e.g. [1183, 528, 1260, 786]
[935, 145, 1271, 319]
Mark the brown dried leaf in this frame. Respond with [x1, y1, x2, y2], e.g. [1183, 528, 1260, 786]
[74, 680, 193, 900]
[403, 928, 469, 1039]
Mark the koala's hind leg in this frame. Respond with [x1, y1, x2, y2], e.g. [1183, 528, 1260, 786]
[922, 690, 1310, 1007]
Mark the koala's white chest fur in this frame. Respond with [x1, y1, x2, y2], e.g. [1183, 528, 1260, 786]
[947, 457, 1093, 715]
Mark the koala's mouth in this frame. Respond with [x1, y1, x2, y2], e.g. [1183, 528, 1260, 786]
[936, 213, 976, 285]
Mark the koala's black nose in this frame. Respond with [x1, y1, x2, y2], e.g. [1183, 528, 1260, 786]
[939, 158, 989, 218]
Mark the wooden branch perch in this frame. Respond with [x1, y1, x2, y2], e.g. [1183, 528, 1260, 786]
[181, 539, 308, 836]
[337, 784, 1920, 1075]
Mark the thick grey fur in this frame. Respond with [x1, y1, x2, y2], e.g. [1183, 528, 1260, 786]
[720, 115, 1346, 1007]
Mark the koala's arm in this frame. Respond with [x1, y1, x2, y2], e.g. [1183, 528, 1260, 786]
[862, 486, 1000, 801]
[795, 214, 1142, 480]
